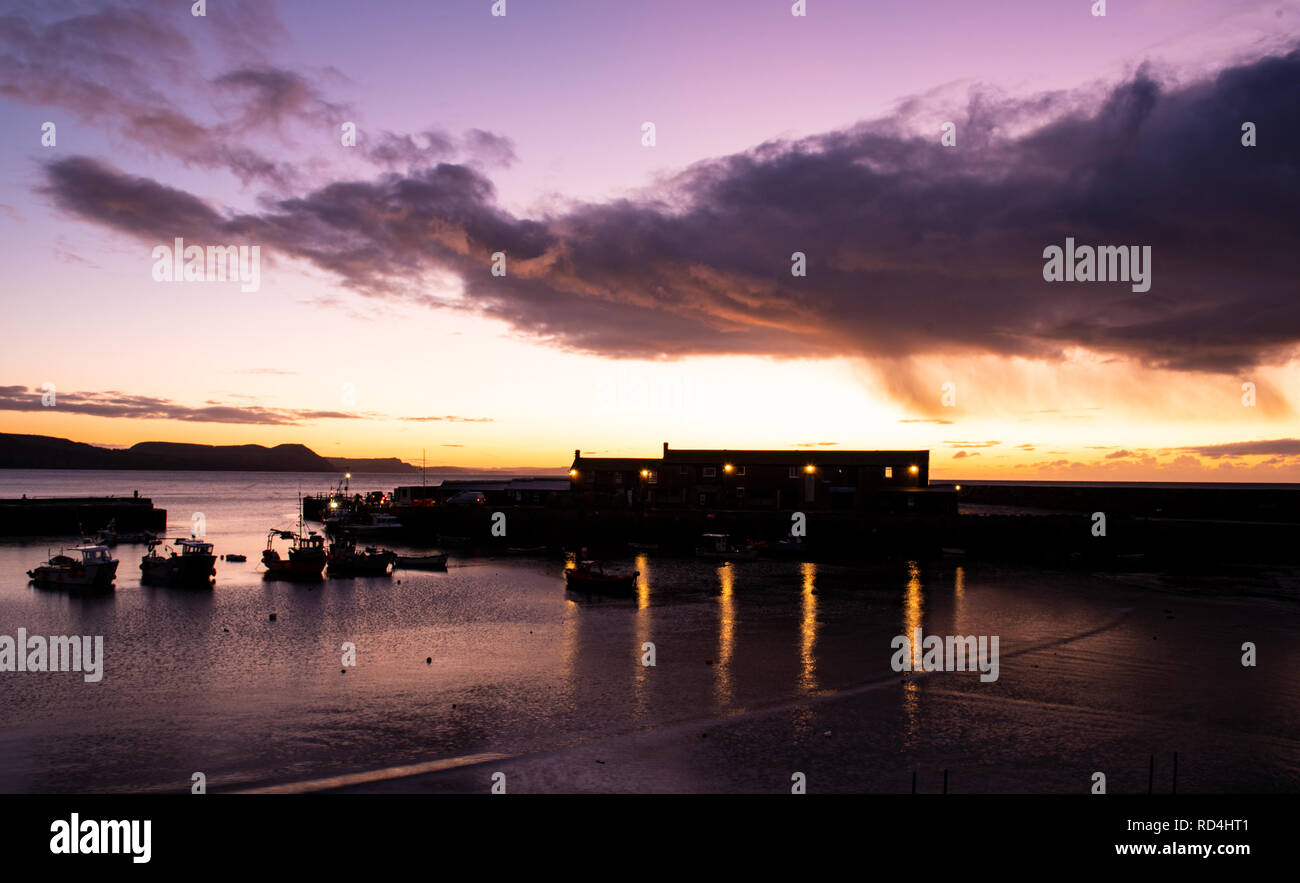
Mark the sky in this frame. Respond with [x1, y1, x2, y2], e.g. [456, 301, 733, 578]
[0, 0, 1298, 478]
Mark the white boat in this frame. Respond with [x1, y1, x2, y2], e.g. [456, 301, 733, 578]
[27, 545, 119, 588]
[349, 513, 403, 533]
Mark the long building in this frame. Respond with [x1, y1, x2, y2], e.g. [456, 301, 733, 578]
[570, 442, 931, 510]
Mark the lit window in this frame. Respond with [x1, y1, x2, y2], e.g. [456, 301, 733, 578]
[647, 471, 657, 484]
[884, 467, 893, 479]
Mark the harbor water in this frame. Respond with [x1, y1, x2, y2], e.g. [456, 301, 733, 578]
[1, 470, 1298, 793]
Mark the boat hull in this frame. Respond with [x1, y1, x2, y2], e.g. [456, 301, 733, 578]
[27, 560, 118, 588]
[395, 554, 448, 570]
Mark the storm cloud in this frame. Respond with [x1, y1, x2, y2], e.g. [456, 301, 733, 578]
[25, 21, 1300, 375]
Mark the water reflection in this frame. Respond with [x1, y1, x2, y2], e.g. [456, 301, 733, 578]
[715, 565, 735, 706]
[799, 562, 818, 693]
[633, 554, 652, 711]
[954, 565, 966, 634]
[902, 560, 923, 747]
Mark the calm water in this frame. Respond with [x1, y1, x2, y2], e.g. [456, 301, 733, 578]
[1, 470, 1298, 793]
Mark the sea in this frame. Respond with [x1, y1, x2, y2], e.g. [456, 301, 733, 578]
[0, 470, 1297, 793]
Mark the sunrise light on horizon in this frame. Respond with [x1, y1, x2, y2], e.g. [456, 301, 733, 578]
[2, 0, 1298, 479]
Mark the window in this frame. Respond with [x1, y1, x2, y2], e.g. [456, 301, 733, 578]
[647, 470, 657, 484]
[736, 466, 746, 476]
[735, 487, 745, 498]
[703, 466, 716, 478]
[788, 466, 798, 478]
[884, 466, 893, 479]
[614, 472, 623, 484]
[698, 493, 707, 506]
[680, 466, 689, 476]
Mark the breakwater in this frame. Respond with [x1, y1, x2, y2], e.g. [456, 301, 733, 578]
[0, 496, 167, 537]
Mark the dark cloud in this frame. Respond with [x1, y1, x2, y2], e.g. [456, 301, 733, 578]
[0, 385, 480, 426]
[1181, 439, 1300, 458]
[29, 43, 1300, 376]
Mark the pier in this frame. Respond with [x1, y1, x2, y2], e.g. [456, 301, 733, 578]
[0, 495, 167, 537]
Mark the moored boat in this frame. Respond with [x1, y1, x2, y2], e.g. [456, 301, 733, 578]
[27, 545, 119, 589]
[349, 512, 403, 534]
[262, 528, 327, 580]
[326, 536, 396, 577]
[696, 533, 759, 561]
[140, 539, 217, 586]
[564, 560, 638, 593]
[394, 553, 448, 570]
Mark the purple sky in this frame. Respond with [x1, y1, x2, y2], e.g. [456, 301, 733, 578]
[1, 0, 1298, 477]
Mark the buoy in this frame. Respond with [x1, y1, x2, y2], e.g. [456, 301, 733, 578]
[269, 613, 277, 622]
[341, 669, 346, 674]
[426, 657, 432, 664]
[705, 658, 713, 665]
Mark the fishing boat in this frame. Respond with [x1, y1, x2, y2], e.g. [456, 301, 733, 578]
[394, 553, 448, 570]
[27, 545, 119, 588]
[140, 539, 217, 586]
[224, 553, 247, 562]
[349, 512, 403, 534]
[262, 529, 327, 580]
[326, 536, 395, 577]
[564, 560, 638, 593]
[696, 533, 759, 560]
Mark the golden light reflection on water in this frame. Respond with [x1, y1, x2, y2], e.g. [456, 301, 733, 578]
[902, 559, 923, 746]
[715, 564, 735, 706]
[634, 554, 651, 708]
[799, 561, 818, 693]
[954, 564, 965, 634]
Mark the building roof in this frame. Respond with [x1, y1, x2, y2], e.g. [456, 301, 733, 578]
[663, 448, 928, 465]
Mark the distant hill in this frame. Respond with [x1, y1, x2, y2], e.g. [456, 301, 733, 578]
[1, 433, 336, 471]
[327, 457, 420, 474]
[0, 433, 562, 474]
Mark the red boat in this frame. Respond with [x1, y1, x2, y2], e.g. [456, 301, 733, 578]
[564, 560, 638, 593]
[262, 529, 327, 580]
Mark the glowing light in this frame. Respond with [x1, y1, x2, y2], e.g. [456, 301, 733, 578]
[640, 469, 649, 477]
[955, 484, 961, 491]
[329, 501, 339, 509]
[723, 463, 734, 473]
[804, 464, 815, 474]
[909, 465, 919, 474]
[569, 469, 578, 478]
